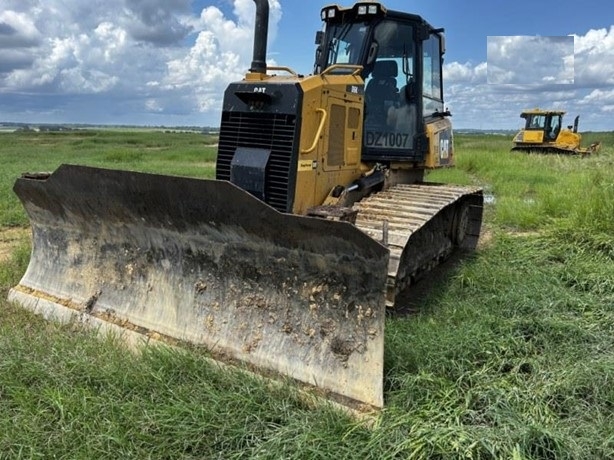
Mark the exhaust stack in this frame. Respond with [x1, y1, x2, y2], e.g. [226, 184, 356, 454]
[250, 0, 269, 74]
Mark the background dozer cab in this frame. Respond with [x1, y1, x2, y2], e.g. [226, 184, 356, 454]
[9, 1, 483, 411]
[511, 108, 601, 155]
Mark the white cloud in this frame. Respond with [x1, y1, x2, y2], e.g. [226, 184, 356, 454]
[0, 10, 41, 48]
[147, 0, 282, 118]
[0, 0, 282, 125]
[486, 35, 574, 85]
[93, 22, 129, 64]
[579, 88, 614, 105]
[572, 26, 614, 86]
[442, 27, 613, 130]
[444, 61, 487, 84]
[145, 98, 163, 112]
[122, 0, 192, 45]
[4, 28, 131, 94]
[0, 10, 42, 73]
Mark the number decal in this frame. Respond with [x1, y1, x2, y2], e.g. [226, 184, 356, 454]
[365, 131, 410, 149]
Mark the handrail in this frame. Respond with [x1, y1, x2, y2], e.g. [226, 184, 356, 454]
[266, 66, 299, 77]
[300, 108, 327, 154]
[320, 64, 363, 77]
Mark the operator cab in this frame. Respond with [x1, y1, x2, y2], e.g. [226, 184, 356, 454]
[315, 2, 446, 162]
[522, 111, 564, 141]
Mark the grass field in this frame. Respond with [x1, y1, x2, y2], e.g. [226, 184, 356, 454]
[1, 130, 613, 459]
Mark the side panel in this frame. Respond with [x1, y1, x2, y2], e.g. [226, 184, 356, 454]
[292, 77, 367, 215]
[523, 130, 545, 143]
[423, 118, 454, 168]
[556, 130, 580, 149]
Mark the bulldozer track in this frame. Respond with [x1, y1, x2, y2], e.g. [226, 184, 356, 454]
[354, 183, 483, 305]
[511, 146, 590, 155]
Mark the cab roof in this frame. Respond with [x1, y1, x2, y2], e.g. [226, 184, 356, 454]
[520, 108, 566, 117]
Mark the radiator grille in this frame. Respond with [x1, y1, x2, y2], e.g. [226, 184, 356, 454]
[328, 104, 345, 167]
[216, 112, 298, 213]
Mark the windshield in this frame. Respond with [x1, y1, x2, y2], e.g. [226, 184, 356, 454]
[323, 22, 369, 67]
[363, 20, 417, 151]
[526, 114, 546, 129]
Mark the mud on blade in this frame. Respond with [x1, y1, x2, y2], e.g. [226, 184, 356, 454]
[9, 164, 389, 409]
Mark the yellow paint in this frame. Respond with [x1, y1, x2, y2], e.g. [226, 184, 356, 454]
[291, 72, 368, 214]
[523, 130, 544, 143]
[424, 118, 454, 169]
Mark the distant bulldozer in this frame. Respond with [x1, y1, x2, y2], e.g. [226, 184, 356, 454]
[512, 108, 601, 155]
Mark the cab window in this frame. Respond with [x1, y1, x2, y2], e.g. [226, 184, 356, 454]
[422, 34, 444, 115]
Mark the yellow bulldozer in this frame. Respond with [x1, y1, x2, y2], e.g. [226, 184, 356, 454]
[511, 108, 601, 155]
[8, 1, 482, 411]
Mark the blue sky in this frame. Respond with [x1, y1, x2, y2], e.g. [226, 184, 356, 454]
[1, 0, 613, 130]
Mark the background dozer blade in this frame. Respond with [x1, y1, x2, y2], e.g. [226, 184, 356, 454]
[8, 164, 389, 410]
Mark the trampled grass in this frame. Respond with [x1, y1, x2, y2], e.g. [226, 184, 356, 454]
[1, 130, 613, 458]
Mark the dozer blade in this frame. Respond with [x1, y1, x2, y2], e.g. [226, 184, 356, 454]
[8, 164, 389, 410]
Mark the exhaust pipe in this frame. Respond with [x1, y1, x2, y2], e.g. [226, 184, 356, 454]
[573, 115, 579, 133]
[250, 0, 269, 74]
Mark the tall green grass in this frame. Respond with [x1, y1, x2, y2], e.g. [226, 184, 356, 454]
[434, 132, 614, 240]
[1, 130, 614, 458]
[0, 130, 218, 226]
